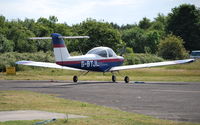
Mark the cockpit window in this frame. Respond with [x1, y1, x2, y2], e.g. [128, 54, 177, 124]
[86, 47, 117, 57]
[108, 49, 114, 57]
[96, 50, 107, 57]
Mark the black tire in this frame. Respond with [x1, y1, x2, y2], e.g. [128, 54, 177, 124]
[112, 75, 116, 82]
[73, 75, 78, 82]
[124, 76, 129, 83]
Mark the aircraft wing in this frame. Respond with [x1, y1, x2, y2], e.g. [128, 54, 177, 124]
[109, 59, 195, 71]
[16, 61, 84, 71]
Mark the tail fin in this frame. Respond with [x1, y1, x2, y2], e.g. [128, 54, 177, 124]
[51, 33, 70, 63]
[29, 33, 89, 65]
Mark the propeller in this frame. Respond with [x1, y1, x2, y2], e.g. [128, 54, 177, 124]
[118, 46, 126, 56]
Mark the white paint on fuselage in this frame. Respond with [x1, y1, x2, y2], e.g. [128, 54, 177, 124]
[54, 48, 70, 62]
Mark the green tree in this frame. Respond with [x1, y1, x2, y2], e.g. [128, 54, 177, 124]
[22, 18, 36, 31]
[155, 13, 167, 25]
[34, 24, 52, 37]
[122, 27, 161, 54]
[145, 30, 160, 53]
[150, 13, 167, 32]
[7, 21, 36, 52]
[0, 15, 8, 35]
[166, 4, 200, 51]
[73, 19, 122, 53]
[54, 23, 72, 36]
[122, 27, 146, 53]
[158, 35, 188, 60]
[49, 16, 58, 24]
[139, 17, 152, 30]
[0, 34, 14, 52]
[120, 24, 137, 30]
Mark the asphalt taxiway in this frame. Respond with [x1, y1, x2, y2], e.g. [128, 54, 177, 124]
[0, 80, 200, 122]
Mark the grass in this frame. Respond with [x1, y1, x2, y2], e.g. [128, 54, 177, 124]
[0, 90, 199, 125]
[0, 60, 200, 82]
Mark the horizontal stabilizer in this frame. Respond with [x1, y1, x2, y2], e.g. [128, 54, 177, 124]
[60, 36, 89, 39]
[29, 36, 89, 40]
[29, 37, 52, 40]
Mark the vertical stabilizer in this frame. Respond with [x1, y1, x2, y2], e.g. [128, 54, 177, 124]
[51, 33, 70, 64]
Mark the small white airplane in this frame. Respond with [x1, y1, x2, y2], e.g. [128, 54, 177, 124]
[16, 33, 194, 83]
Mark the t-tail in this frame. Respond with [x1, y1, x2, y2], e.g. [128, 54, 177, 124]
[29, 33, 89, 65]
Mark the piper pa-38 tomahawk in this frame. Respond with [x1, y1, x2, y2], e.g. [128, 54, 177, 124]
[16, 33, 194, 83]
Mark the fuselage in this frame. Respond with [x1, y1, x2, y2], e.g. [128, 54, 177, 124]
[51, 33, 124, 72]
[56, 54, 124, 72]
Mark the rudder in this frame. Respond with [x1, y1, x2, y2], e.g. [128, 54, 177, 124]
[51, 33, 70, 64]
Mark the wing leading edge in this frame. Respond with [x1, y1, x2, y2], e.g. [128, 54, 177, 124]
[109, 59, 195, 71]
[16, 61, 84, 71]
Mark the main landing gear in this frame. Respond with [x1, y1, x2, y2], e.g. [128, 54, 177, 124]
[112, 75, 116, 82]
[73, 71, 89, 83]
[72, 71, 130, 83]
[73, 75, 78, 82]
[124, 76, 129, 83]
[111, 75, 130, 83]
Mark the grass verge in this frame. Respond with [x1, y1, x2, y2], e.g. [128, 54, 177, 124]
[0, 90, 199, 125]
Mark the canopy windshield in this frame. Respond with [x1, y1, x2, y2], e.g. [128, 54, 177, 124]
[86, 47, 117, 57]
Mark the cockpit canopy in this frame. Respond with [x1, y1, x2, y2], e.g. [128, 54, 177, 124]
[86, 47, 117, 57]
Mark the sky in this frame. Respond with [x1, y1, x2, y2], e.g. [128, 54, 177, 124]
[0, 0, 199, 26]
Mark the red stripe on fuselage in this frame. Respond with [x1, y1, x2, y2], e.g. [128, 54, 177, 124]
[56, 58, 124, 65]
[56, 61, 80, 65]
[98, 59, 123, 63]
[53, 44, 65, 48]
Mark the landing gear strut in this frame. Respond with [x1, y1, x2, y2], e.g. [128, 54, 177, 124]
[72, 71, 90, 83]
[112, 75, 116, 82]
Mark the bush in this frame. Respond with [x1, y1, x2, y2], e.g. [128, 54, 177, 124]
[158, 35, 188, 60]
[124, 53, 164, 65]
[0, 51, 54, 72]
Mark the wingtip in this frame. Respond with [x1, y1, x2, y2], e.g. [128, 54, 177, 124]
[190, 58, 195, 62]
[15, 60, 33, 65]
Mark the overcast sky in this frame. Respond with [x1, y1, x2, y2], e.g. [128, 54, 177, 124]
[0, 0, 199, 25]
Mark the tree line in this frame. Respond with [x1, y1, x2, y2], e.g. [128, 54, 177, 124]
[0, 4, 200, 60]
